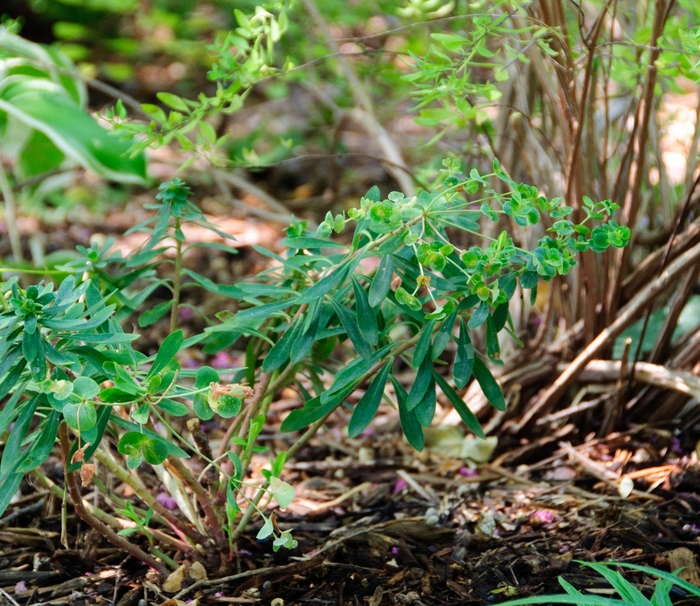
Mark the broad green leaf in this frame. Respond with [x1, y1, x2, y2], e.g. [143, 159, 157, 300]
[348, 359, 393, 438]
[0, 79, 146, 183]
[156, 91, 189, 112]
[142, 437, 169, 465]
[147, 329, 183, 378]
[257, 517, 274, 540]
[194, 393, 214, 421]
[66, 405, 111, 473]
[390, 376, 424, 451]
[454, 319, 474, 389]
[157, 399, 189, 417]
[433, 372, 485, 439]
[211, 394, 242, 418]
[368, 255, 393, 308]
[63, 401, 97, 433]
[73, 376, 99, 400]
[194, 366, 219, 388]
[472, 358, 506, 411]
[330, 298, 372, 360]
[269, 476, 295, 508]
[111, 416, 188, 459]
[352, 277, 378, 346]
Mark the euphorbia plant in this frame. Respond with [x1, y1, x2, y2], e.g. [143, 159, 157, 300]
[0, 167, 628, 574]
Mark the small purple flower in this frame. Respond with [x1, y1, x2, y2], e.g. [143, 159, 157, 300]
[178, 306, 194, 321]
[212, 352, 236, 368]
[238, 549, 252, 556]
[459, 467, 478, 477]
[156, 492, 178, 511]
[360, 427, 375, 436]
[391, 546, 400, 555]
[393, 479, 408, 494]
[15, 581, 27, 594]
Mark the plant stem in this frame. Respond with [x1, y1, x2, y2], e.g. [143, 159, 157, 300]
[170, 218, 183, 334]
[95, 447, 205, 545]
[164, 456, 227, 552]
[0, 162, 22, 263]
[58, 423, 168, 575]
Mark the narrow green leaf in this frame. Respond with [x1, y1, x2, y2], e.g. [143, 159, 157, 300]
[472, 358, 506, 411]
[485, 316, 502, 364]
[454, 318, 474, 389]
[432, 310, 457, 359]
[323, 343, 394, 401]
[491, 302, 509, 332]
[368, 255, 393, 308]
[296, 262, 351, 306]
[157, 399, 189, 416]
[262, 319, 303, 373]
[237, 299, 295, 319]
[414, 378, 436, 427]
[0, 396, 38, 477]
[390, 376, 424, 451]
[352, 277, 378, 346]
[290, 300, 323, 364]
[433, 372, 485, 439]
[0, 473, 23, 518]
[348, 359, 393, 438]
[16, 411, 59, 473]
[468, 301, 489, 330]
[148, 330, 183, 379]
[412, 320, 434, 368]
[280, 384, 356, 432]
[407, 355, 432, 410]
[330, 298, 372, 360]
[282, 236, 349, 249]
[138, 301, 173, 328]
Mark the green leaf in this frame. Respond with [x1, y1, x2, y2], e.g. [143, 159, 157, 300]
[368, 255, 393, 308]
[195, 366, 219, 388]
[157, 399, 189, 416]
[0, 473, 23, 519]
[262, 319, 302, 373]
[194, 393, 214, 421]
[280, 384, 356, 433]
[330, 298, 372, 360]
[148, 330, 183, 379]
[73, 376, 99, 400]
[290, 300, 323, 364]
[485, 316, 502, 364]
[156, 91, 189, 112]
[269, 476, 295, 508]
[352, 277, 378, 346]
[414, 378, 436, 427]
[472, 358, 506, 411]
[138, 301, 173, 328]
[0, 396, 38, 477]
[412, 321, 434, 369]
[0, 78, 146, 183]
[99, 387, 138, 403]
[236, 299, 296, 319]
[348, 359, 393, 438]
[390, 376, 424, 451]
[296, 263, 351, 306]
[63, 401, 97, 433]
[282, 236, 349, 250]
[16, 411, 59, 473]
[454, 319, 474, 389]
[433, 372, 485, 439]
[468, 301, 489, 330]
[407, 355, 432, 410]
[432, 310, 457, 359]
[212, 394, 242, 418]
[66, 405, 111, 473]
[142, 437, 169, 465]
[257, 517, 274, 540]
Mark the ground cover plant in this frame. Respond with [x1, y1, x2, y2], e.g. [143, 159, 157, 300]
[2, 0, 700, 604]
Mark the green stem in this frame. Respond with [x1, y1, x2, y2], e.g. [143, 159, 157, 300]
[0, 163, 22, 263]
[170, 218, 183, 334]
